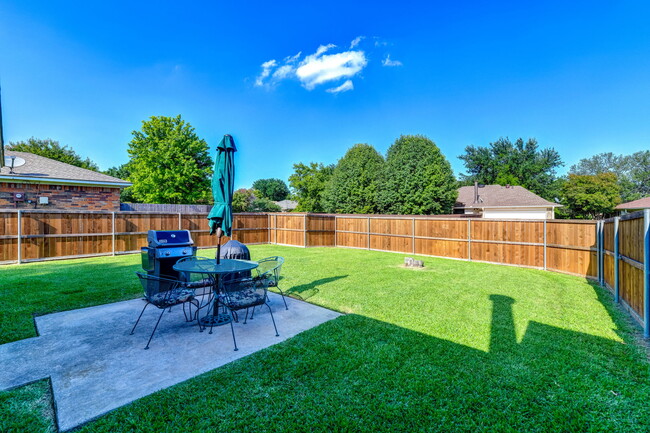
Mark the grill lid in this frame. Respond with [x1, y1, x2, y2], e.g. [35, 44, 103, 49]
[147, 230, 193, 248]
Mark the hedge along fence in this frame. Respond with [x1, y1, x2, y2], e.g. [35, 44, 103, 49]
[600, 210, 650, 337]
[0, 210, 269, 264]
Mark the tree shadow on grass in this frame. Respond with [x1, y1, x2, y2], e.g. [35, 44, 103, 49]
[285, 275, 348, 301]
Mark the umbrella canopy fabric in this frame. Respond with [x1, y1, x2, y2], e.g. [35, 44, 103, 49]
[207, 135, 237, 236]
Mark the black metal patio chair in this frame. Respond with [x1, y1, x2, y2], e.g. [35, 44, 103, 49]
[176, 256, 215, 309]
[131, 272, 200, 350]
[221, 275, 279, 351]
[256, 256, 287, 309]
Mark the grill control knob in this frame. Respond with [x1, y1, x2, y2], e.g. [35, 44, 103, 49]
[165, 251, 171, 256]
[182, 250, 187, 255]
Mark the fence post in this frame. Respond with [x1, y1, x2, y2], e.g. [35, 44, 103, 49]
[543, 220, 547, 270]
[367, 217, 371, 250]
[412, 217, 416, 254]
[178, 213, 182, 230]
[467, 219, 471, 261]
[267, 213, 271, 244]
[614, 216, 620, 303]
[111, 212, 116, 256]
[303, 214, 307, 247]
[17, 210, 22, 264]
[599, 221, 604, 286]
[334, 215, 338, 247]
[643, 209, 650, 338]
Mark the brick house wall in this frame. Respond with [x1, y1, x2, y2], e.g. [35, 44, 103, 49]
[0, 182, 121, 211]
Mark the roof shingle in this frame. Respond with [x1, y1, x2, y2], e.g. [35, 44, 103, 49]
[1, 151, 130, 186]
[616, 196, 650, 210]
[455, 184, 557, 208]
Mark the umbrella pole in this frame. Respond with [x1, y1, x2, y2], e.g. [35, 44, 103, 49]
[216, 228, 223, 264]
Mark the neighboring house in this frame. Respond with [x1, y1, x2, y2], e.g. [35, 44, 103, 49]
[615, 196, 650, 214]
[275, 199, 298, 212]
[454, 184, 560, 220]
[0, 151, 131, 211]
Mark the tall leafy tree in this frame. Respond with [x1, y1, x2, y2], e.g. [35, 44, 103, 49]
[378, 135, 457, 215]
[559, 173, 621, 219]
[288, 162, 334, 212]
[323, 143, 384, 214]
[127, 115, 212, 204]
[104, 163, 136, 202]
[8, 137, 100, 171]
[458, 137, 563, 200]
[232, 188, 281, 212]
[252, 178, 290, 201]
[570, 151, 650, 202]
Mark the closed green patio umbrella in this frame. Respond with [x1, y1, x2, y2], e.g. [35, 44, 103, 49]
[207, 134, 237, 264]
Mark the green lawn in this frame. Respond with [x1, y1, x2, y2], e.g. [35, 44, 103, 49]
[2, 245, 650, 432]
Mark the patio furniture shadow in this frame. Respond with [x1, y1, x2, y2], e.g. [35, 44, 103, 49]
[285, 275, 348, 301]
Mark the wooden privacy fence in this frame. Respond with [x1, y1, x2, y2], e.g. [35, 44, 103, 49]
[0, 210, 269, 264]
[600, 211, 650, 337]
[2, 209, 648, 336]
[268, 213, 598, 278]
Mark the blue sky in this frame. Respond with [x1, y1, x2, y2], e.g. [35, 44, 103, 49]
[1, 1, 649, 189]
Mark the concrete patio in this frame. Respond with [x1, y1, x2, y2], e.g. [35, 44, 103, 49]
[0, 293, 340, 432]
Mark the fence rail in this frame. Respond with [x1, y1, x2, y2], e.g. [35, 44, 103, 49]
[1, 209, 648, 336]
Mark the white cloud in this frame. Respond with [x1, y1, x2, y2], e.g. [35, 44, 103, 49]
[326, 80, 354, 94]
[382, 54, 402, 67]
[350, 36, 364, 48]
[255, 59, 277, 86]
[254, 38, 385, 92]
[296, 49, 367, 90]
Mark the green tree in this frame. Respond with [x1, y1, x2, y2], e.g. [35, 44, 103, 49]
[288, 162, 334, 212]
[104, 163, 136, 202]
[458, 137, 563, 200]
[250, 197, 282, 212]
[127, 115, 212, 204]
[8, 137, 100, 171]
[252, 178, 290, 201]
[570, 151, 650, 202]
[378, 135, 457, 215]
[559, 173, 621, 219]
[322, 143, 384, 213]
[232, 188, 281, 212]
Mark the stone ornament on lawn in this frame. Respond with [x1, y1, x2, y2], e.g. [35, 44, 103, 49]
[404, 257, 424, 268]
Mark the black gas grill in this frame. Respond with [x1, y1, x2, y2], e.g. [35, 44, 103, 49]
[141, 230, 197, 279]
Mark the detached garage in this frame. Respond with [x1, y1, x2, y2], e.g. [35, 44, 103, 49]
[453, 184, 560, 220]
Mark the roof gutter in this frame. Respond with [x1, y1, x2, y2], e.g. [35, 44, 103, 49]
[0, 175, 131, 188]
[454, 204, 563, 209]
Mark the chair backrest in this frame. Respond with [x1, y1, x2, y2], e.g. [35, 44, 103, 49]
[256, 256, 284, 283]
[136, 272, 180, 303]
[221, 276, 270, 309]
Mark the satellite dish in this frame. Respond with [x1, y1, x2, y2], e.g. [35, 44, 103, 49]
[4, 156, 26, 168]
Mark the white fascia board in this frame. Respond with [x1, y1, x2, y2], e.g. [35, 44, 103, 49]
[0, 175, 131, 188]
[453, 204, 562, 209]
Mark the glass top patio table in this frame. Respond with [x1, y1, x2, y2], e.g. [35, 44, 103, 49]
[173, 258, 258, 275]
[173, 259, 259, 329]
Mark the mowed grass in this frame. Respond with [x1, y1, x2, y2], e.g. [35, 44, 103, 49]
[2, 245, 650, 432]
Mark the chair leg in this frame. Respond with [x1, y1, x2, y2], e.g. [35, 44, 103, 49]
[229, 316, 239, 351]
[130, 301, 150, 335]
[277, 286, 289, 310]
[243, 308, 249, 324]
[144, 309, 166, 350]
[266, 303, 279, 337]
